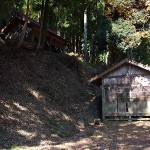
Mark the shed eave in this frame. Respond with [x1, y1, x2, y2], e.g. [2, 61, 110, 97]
[90, 58, 150, 86]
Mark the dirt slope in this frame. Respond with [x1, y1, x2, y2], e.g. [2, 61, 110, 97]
[0, 45, 99, 149]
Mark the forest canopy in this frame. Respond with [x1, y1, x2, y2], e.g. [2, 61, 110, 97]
[0, 0, 150, 66]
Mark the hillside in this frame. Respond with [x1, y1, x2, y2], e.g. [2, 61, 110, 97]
[0, 44, 100, 149]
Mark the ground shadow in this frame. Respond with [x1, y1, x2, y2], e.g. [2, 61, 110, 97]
[0, 48, 96, 149]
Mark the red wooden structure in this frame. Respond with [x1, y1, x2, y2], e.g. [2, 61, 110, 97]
[1, 13, 67, 51]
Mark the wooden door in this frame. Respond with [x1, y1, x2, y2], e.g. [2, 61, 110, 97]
[103, 76, 131, 115]
[117, 86, 130, 113]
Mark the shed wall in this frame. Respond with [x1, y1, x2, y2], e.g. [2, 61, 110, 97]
[106, 65, 147, 77]
[102, 64, 150, 118]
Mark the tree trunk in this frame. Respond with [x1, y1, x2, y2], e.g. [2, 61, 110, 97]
[84, 9, 88, 62]
[91, 43, 96, 64]
[78, 36, 82, 55]
[37, 0, 49, 50]
[37, 0, 45, 49]
[70, 36, 73, 51]
[69, 36, 71, 52]
[76, 35, 79, 53]
[16, 0, 30, 48]
[72, 35, 75, 52]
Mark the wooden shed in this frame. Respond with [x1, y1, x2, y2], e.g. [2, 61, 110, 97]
[1, 13, 67, 51]
[91, 59, 150, 119]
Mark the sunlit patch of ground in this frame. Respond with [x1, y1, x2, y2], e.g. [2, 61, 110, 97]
[9, 121, 150, 150]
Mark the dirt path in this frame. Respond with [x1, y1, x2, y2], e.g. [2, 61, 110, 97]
[9, 121, 150, 150]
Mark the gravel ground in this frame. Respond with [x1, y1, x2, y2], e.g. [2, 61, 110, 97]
[6, 120, 150, 150]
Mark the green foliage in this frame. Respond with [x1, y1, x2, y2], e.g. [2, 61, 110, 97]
[1, 0, 150, 65]
[93, 0, 150, 65]
[128, 9, 149, 27]
[92, 18, 111, 63]
[93, 18, 142, 64]
[0, 0, 23, 17]
[110, 18, 141, 52]
[10, 146, 26, 150]
[84, 89, 95, 97]
[134, 30, 150, 64]
[0, 0, 23, 27]
[94, 19, 111, 48]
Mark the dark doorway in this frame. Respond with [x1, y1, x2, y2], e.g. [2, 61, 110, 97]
[95, 96, 102, 119]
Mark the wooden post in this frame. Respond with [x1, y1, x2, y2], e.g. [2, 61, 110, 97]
[102, 80, 105, 120]
[94, 118, 101, 125]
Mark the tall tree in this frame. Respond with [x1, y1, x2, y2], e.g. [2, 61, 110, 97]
[37, 0, 50, 49]
[92, 0, 150, 65]
[134, 30, 150, 64]
[84, 9, 88, 62]
[16, 0, 30, 48]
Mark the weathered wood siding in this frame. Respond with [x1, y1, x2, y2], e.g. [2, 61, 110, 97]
[2, 15, 67, 50]
[102, 64, 150, 118]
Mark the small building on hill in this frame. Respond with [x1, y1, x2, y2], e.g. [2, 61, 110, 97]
[91, 59, 150, 119]
[0, 13, 67, 51]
